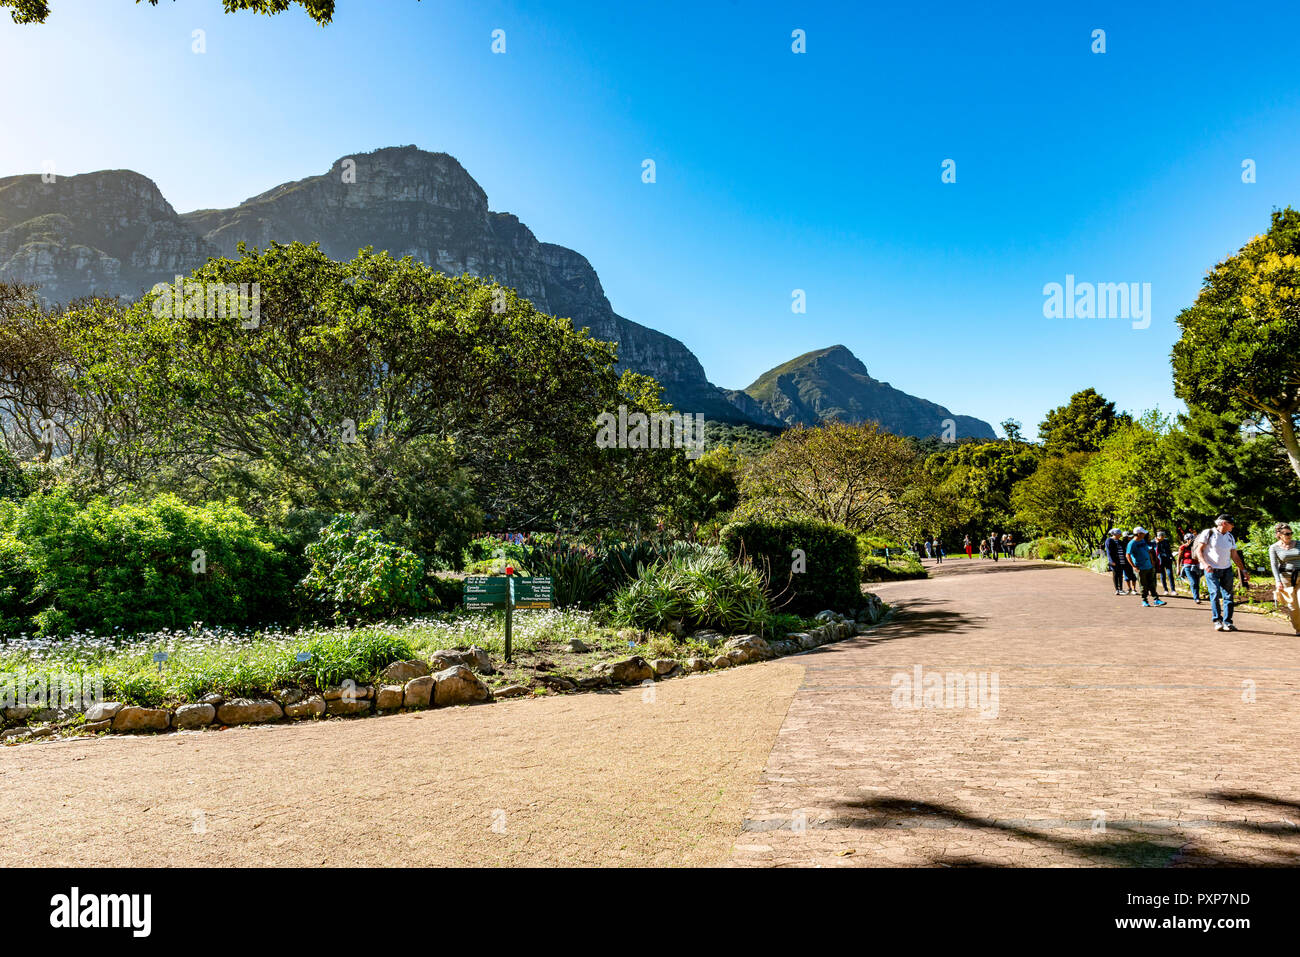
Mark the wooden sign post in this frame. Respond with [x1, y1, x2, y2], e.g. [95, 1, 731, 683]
[463, 573, 552, 663]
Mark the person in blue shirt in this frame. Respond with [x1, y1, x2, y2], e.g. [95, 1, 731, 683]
[1125, 527, 1166, 606]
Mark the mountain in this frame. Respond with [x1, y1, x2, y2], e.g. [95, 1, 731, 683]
[742, 345, 996, 439]
[0, 148, 990, 438]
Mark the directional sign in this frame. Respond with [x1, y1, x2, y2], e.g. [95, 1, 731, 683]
[464, 575, 510, 610]
[513, 577, 553, 609]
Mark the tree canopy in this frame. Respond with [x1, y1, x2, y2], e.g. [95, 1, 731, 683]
[3, 0, 337, 23]
[1037, 388, 1129, 456]
[1171, 207, 1300, 483]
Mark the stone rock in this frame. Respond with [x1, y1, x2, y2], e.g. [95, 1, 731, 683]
[85, 701, 123, 723]
[26, 725, 54, 738]
[380, 659, 430, 683]
[274, 688, 305, 706]
[216, 699, 283, 725]
[3, 705, 33, 721]
[577, 675, 610, 689]
[814, 610, 837, 622]
[710, 655, 732, 669]
[681, 657, 712, 673]
[536, 674, 576, 691]
[323, 684, 372, 701]
[173, 703, 216, 730]
[403, 676, 434, 708]
[567, 638, 590, 653]
[375, 685, 405, 710]
[83, 719, 111, 733]
[284, 696, 326, 719]
[722, 635, 774, 665]
[200, 693, 225, 706]
[326, 697, 372, 716]
[430, 647, 494, 675]
[594, 656, 655, 685]
[1, 727, 30, 740]
[652, 658, 677, 676]
[432, 665, 492, 706]
[790, 631, 820, 651]
[666, 619, 686, 638]
[691, 629, 726, 647]
[493, 684, 531, 699]
[771, 640, 801, 657]
[112, 706, 171, 732]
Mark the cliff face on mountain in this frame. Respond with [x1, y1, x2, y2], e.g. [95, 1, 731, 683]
[0, 170, 218, 301]
[0, 148, 993, 437]
[743, 344, 996, 439]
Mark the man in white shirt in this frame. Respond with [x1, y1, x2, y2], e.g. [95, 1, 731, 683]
[1192, 514, 1250, 631]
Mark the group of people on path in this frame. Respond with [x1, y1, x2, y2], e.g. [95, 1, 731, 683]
[1102, 514, 1300, 635]
[966, 533, 1014, 561]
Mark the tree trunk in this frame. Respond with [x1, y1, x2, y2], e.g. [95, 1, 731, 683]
[1275, 411, 1300, 484]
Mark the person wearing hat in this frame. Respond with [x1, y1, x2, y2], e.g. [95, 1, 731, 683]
[1103, 528, 1127, 595]
[1125, 527, 1166, 606]
[1193, 514, 1249, 631]
[1177, 532, 1203, 603]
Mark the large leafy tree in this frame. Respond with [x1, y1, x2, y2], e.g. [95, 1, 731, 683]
[1011, 452, 1107, 552]
[1161, 404, 1291, 531]
[3, 0, 336, 24]
[41, 243, 681, 558]
[925, 439, 1041, 536]
[1080, 411, 1176, 533]
[737, 420, 929, 537]
[1037, 388, 1129, 456]
[1171, 207, 1300, 484]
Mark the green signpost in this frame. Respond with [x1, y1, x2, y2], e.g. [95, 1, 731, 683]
[463, 575, 553, 662]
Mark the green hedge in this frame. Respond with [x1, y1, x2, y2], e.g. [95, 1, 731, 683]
[0, 489, 289, 637]
[720, 519, 860, 615]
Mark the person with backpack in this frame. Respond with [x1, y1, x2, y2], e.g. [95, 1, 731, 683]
[1177, 532, 1203, 603]
[1193, 514, 1250, 631]
[1126, 527, 1166, 606]
[1153, 531, 1176, 595]
[1268, 522, 1300, 635]
[1103, 529, 1128, 595]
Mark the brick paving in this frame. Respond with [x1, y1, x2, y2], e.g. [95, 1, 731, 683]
[730, 559, 1300, 867]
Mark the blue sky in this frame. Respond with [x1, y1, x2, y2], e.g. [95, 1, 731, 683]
[2, 0, 1298, 437]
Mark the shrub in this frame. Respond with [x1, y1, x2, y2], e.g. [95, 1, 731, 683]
[860, 554, 927, 582]
[299, 515, 431, 621]
[612, 547, 770, 634]
[3, 489, 289, 636]
[427, 574, 464, 611]
[0, 532, 35, 637]
[720, 519, 860, 615]
[461, 535, 530, 571]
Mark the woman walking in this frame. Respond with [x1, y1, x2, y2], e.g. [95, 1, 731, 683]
[964, 534, 973, 558]
[1153, 531, 1176, 595]
[1269, 522, 1300, 635]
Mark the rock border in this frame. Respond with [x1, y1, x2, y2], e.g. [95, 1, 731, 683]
[1, 603, 889, 745]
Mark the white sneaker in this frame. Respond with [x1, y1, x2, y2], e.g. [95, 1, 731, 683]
[1214, 622, 1224, 631]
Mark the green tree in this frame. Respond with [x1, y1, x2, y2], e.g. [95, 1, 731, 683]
[1161, 404, 1291, 530]
[925, 439, 1041, 536]
[1171, 207, 1300, 484]
[1080, 412, 1175, 533]
[1038, 388, 1129, 456]
[737, 420, 929, 537]
[3, 0, 337, 24]
[1011, 452, 1107, 552]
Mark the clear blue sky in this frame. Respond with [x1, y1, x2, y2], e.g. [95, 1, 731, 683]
[3, 0, 1298, 437]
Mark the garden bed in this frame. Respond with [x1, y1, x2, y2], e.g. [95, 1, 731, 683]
[0, 598, 888, 745]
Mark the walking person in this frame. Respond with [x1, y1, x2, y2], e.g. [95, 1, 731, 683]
[1126, 527, 1166, 607]
[1177, 532, 1203, 603]
[964, 534, 973, 558]
[1193, 514, 1250, 631]
[1269, 522, 1300, 636]
[988, 533, 999, 562]
[1120, 530, 1138, 594]
[1153, 531, 1176, 595]
[1003, 533, 1015, 559]
[1103, 528, 1127, 595]
[934, 538, 945, 564]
